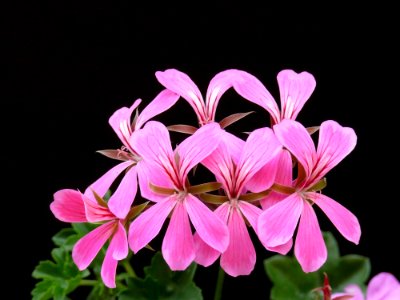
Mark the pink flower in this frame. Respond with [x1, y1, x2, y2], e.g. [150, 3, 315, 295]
[257, 119, 361, 272]
[50, 189, 128, 288]
[84, 90, 179, 219]
[156, 68, 244, 127]
[333, 272, 400, 300]
[231, 69, 316, 125]
[128, 121, 229, 270]
[155, 68, 249, 164]
[195, 127, 282, 276]
[230, 69, 316, 199]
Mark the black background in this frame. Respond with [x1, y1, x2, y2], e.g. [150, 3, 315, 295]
[5, 2, 399, 299]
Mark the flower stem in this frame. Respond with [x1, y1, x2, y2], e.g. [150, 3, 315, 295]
[80, 279, 97, 286]
[214, 266, 225, 300]
[122, 259, 137, 278]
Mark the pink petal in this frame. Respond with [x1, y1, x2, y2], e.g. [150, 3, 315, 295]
[221, 207, 256, 276]
[214, 201, 231, 222]
[108, 166, 138, 219]
[134, 89, 180, 130]
[235, 127, 282, 193]
[201, 140, 235, 192]
[100, 223, 128, 289]
[277, 70, 316, 120]
[312, 120, 357, 183]
[245, 154, 279, 193]
[193, 233, 220, 267]
[109, 99, 141, 150]
[82, 194, 115, 223]
[243, 200, 292, 254]
[194, 202, 230, 266]
[310, 192, 361, 244]
[258, 193, 303, 247]
[367, 272, 400, 300]
[201, 131, 244, 190]
[136, 161, 173, 202]
[273, 119, 316, 180]
[72, 221, 115, 270]
[385, 286, 400, 300]
[295, 200, 327, 272]
[274, 149, 294, 185]
[101, 243, 118, 288]
[130, 121, 174, 165]
[260, 194, 286, 211]
[177, 122, 222, 181]
[185, 194, 229, 253]
[238, 200, 262, 232]
[333, 289, 361, 300]
[342, 284, 364, 300]
[50, 189, 87, 222]
[128, 196, 176, 253]
[84, 161, 132, 202]
[111, 221, 129, 260]
[221, 130, 245, 164]
[162, 201, 195, 270]
[205, 69, 241, 121]
[130, 121, 178, 187]
[267, 239, 293, 255]
[231, 70, 280, 124]
[155, 69, 207, 123]
[260, 149, 293, 209]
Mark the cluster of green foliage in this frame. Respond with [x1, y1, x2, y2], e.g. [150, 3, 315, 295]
[32, 229, 370, 299]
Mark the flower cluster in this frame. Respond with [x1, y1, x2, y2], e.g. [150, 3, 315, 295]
[50, 68, 361, 288]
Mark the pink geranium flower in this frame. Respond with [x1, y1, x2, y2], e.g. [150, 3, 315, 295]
[84, 90, 179, 219]
[155, 68, 250, 166]
[128, 121, 229, 270]
[231, 69, 316, 125]
[156, 68, 244, 126]
[228, 69, 316, 200]
[195, 127, 282, 276]
[50, 189, 128, 288]
[257, 119, 361, 272]
[333, 272, 400, 300]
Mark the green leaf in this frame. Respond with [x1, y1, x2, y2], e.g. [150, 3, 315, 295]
[320, 231, 340, 272]
[325, 255, 371, 292]
[87, 282, 119, 300]
[118, 277, 159, 300]
[31, 280, 53, 300]
[52, 228, 76, 247]
[265, 255, 320, 300]
[264, 232, 371, 300]
[324, 232, 340, 261]
[145, 252, 198, 287]
[90, 249, 107, 277]
[32, 247, 90, 299]
[52, 225, 89, 252]
[320, 233, 370, 292]
[72, 222, 97, 236]
[119, 252, 202, 300]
